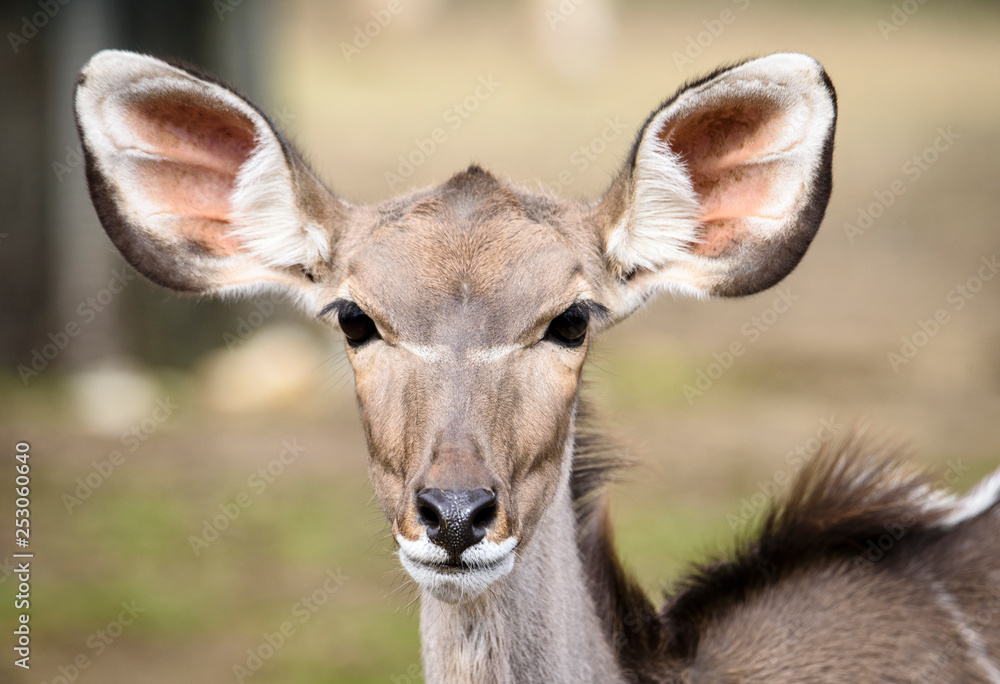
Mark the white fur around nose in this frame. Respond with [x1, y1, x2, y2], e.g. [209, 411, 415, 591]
[397, 535, 517, 604]
[397, 535, 450, 564]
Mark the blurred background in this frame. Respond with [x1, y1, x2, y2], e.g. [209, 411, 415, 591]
[1, 0, 999, 681]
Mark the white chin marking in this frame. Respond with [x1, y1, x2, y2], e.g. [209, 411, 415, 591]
[396, 536, 517, 604]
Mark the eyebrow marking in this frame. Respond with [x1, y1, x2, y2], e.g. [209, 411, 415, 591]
[466, 345, 520, 363]
[398, 342, 448, 362]
[318, 296, 609, 362]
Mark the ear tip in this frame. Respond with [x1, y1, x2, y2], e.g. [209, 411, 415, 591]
[748, 53, 837, 114]
[76, 50, 134, 114]
[80, 49, 173, 88]
[745, 52, 829, 87]
[756, 52, 823, 71]
[82, 49, 141, 72]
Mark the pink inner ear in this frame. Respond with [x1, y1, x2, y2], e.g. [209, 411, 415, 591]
[664, 99, 790, 257]
[122, 94, 257, 256]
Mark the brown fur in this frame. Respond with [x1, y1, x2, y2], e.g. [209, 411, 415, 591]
[573, 429, 1000, 682]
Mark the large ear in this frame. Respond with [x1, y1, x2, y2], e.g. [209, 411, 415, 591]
[595, 53, 836, 313]
[74, 50, 347, 303]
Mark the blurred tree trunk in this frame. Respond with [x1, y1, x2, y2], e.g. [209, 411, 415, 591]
[0, 0, 280, 376]
[0, 2, 50, 370]
[48, 0, 121, 368]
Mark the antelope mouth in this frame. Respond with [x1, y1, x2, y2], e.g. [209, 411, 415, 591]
[396, 536, 517, 603]
[415, 558, 505, 574]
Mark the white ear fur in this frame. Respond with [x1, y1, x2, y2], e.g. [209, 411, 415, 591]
[230, 121, 331, 273]
[75, 50, 334, 303]
[605, 137, 701, 283]
[605, 53, 836, 311]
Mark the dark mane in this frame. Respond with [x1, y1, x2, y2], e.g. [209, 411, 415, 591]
[661, 431, 951, 661]
[569, 403, 623, 533]
[573, 426, 966, 679]
[570, 403, 664, 679]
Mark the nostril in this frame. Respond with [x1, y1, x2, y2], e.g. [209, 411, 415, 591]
[417, 504, 440, 531]
[470, 492, 497, 534]
[415, 490, 445, 538]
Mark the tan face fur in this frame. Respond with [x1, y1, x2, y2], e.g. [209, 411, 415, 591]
[326, 170, 608, 555]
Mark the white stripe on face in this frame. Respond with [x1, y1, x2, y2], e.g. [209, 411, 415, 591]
[465, 345, 519, 363]
[397, 342, 449, 362]
[394, 343, 523, 364]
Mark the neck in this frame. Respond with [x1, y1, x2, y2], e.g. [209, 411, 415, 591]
[418, 474, 625, 683]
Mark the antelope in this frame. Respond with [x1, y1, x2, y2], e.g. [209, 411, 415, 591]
[74, 50, 1000, 683]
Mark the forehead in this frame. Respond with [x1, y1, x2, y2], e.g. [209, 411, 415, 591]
[344, 169, 588, 343]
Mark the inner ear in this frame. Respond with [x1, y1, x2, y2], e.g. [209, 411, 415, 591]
[76, 50, 344, 299]
[665, 96, 789, 258]
[116, 93, 258, 256]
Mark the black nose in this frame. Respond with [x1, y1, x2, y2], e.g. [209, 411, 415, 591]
[416, 488, 497, 559]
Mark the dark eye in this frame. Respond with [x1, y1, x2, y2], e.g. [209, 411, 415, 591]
[544, 304, 590, 347]
[338, 302, 380, 348]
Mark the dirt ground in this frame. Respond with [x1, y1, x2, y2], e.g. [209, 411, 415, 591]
[3, 2, 1000, 682]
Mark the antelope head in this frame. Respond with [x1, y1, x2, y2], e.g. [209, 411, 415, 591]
[74, 51, 836, 604]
